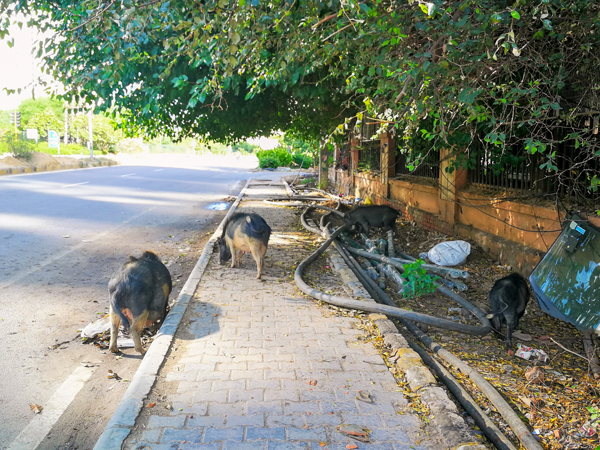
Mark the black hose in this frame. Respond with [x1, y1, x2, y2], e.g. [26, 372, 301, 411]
[343, 246, 490, 329]
[300, 207, 323, 235]
[294, 226, 490, 335]
[266, 201, 344, 217]
[405, 338, 518, 450]
[400, 320, 543, 450]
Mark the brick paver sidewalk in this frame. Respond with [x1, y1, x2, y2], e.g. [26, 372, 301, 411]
[124, 182, 440, 450]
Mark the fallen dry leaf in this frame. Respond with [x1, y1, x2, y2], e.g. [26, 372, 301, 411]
[147, 402, 156, 408]
[525, 366, 545, 384]
[346, 445, 358, 449]
[30, 404, 43, 414]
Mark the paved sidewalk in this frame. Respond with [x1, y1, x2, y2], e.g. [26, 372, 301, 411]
[123, 181, 441, 449]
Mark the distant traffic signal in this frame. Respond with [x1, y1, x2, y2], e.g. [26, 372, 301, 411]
[9, 111, 21, 128]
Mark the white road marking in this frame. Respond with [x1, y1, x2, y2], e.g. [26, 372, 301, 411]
[61, 181, 89, 188]
[121, 173, 136, 177]
[154, 169, 163, 172]
[7, 365, 95, 450]
[0, 207, 157, 290]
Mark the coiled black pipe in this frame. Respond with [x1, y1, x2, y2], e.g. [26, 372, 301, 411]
[294, 221, 491, 335]
[343, 246, 490, 329]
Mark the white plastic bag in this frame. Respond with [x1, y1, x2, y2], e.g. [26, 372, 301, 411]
[422, 240, 471, 266]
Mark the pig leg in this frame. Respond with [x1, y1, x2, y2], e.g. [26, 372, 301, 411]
[131, 310, 149, 354]
[250, 245, 266, 279]
[108, 305, 121, 353]
[357, 219, 370, 235]
[229, 243, 238, 268]
[505, 320, 514, 349]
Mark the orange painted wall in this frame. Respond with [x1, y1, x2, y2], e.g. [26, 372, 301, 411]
[457, 192, 564, 253]
[329, 170, 600, 273]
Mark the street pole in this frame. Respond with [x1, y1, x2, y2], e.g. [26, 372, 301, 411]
[13, 111, 17, 140]
[64, 106, 68, 145]
[88, 107, 93, 158]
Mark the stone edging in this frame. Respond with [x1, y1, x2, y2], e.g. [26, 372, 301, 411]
[326, 245, 487, 450]
[0, 159, 117, 176]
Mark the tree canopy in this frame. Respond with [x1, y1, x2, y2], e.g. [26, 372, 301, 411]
[19, 97, 64, 126]
[1, 0, 599, 199]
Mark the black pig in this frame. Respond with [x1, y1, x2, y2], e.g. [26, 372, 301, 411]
[487, 273, 529, 348]
[343, 205, 400, 235]
[108, 251, 172, 354]
[217, 212, 271, 279]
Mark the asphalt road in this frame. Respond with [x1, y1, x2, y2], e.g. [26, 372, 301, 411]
[0, 155, 264, 449]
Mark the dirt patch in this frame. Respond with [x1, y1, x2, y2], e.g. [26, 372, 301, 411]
[55, 156, 80, 166]
[30, 152, 60, 167]
[0, 155, 26, 168]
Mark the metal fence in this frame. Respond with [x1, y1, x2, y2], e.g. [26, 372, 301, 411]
[356, 141, 381, 175]
[395, 148, 440, 180]
[468, 139, 600, 202]
[335, 143, 350, 170]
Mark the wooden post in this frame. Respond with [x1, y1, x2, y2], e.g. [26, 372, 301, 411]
[350, 137, 359, 173]
[380, 132, 395, 198]
[438, 147, 467, 224]
[319, 143, 329, 189]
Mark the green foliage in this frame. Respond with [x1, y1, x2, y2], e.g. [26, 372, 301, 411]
[116, 138, 146, 154]
[258, 155, 279, 169]
[273, 147, 292, 167]
[256, 147, 292, 168]
[2, 0, 600, 198]
[300, 177, 316, 185]
[292, 152, 313, 169]
[26, 108, 63, 139]
[401, 260, 438, 299]
[0, 110, 12, 130]
[0, 134, 34, 161]
[19, 98, 64, 127]
[32, 142, 89, 155]
[232, 141, 259, 153]
[70, 114, 123, 153]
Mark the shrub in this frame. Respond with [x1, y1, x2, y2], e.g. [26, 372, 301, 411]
[401, 259, 439, 299]
[257, 147, 293, 168]
[292, 152, 313, 168]
[33, 142, 89, 155]
[115, 138, 146, 154]
[258, 155, 279, 169]
[0, 134, 34, 161]
[272, 147, 292, 166]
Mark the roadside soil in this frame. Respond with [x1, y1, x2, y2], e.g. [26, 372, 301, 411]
[0, 151, 105, 169]
[292, 184, 599, 450]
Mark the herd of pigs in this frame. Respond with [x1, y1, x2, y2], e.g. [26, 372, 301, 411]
[108, 205, 528, 355]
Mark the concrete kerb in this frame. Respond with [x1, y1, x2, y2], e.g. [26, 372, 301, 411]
[93, 178, 253, 450]
[0, 159, 117, 177]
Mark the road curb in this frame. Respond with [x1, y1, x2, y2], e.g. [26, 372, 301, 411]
[93, 178, 253, 450]
[0, 159, 118, 176]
